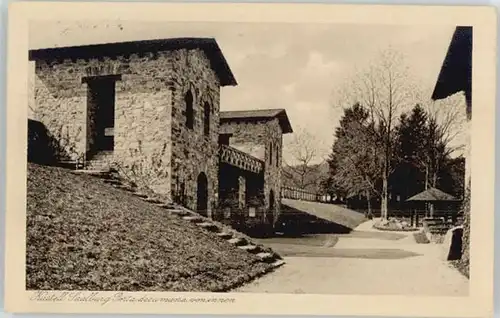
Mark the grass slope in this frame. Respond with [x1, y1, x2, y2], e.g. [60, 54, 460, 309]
[26, 163, 272, 292]
[281, 199, 366, 230]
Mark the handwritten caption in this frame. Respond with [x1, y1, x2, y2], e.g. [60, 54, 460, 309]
[30, 291, 236, 306]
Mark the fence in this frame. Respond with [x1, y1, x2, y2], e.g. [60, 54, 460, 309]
[281, 186, 332, 203]
[353, 208, 464, 226]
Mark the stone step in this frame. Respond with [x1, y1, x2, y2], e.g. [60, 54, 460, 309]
[87, 159, 111, 164]
[228, 237, 247, 246]
[87, 155, 113, 162]
[271, 259, 286, 268]
[182, 216, 204, 223]
[217, 232, 233, 239]
[168, 209, 189, 216]
[256, 252, 275, 262]
[86, 164, 111, 168]
[143, 197, 163, 204]
[238, 245, 260, 253]
[197, 222, 220, 232]
[114, 184, 136, 192]
[156, 203, 177, 209]
[73, 169, 110, 176]
[104, 179, 122, 185]
[87, 155, 111, 160]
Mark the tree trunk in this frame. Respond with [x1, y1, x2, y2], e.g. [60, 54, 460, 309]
[381, 125, 390, 221]
[424, 164, 430, 217]
[424, 164, 429, 190]
[381, 173, 388, 220]
[366, 190, 373, 219]
[430, 167, 437, 218]
[432, 167, 438, 188]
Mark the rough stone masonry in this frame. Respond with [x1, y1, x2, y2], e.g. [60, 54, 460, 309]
[219, 110, 293, 225]
[29, 37, 293, 226]
[29, 38, 237, 218]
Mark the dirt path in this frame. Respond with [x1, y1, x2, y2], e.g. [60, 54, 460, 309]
[236, 219, 468, 296]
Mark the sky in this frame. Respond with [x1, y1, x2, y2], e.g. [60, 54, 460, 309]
[28, 21, 464, 165]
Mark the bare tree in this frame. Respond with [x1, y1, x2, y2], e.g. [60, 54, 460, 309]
[422, 93, 466, 189]
[412, 93, 466, 216]
[283, 127, 326, 192]
[334, 49, 412, 220]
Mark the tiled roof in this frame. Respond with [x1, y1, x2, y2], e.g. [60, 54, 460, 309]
[406, 187, 460, 202]
[220, 108, 293, 134]
[28, 37, 237, 87]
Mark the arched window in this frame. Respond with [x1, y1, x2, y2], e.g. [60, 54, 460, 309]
[203, 101, 210, 137]
[185, 90, 194, 129]
[197, 172, 209, 217]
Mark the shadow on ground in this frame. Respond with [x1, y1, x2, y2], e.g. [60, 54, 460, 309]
[275, 204, 354, 237]
[346, 230, 406, 241]
[277, 247, 422, 259]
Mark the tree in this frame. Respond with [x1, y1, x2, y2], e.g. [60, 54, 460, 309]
[327, 103, 383, 218]
[394, 102, 466, 216]
[335, 50, 412, 220]
[423, 94, 466, 189]
[393, 104, 429, 200]
[283, 128, 327, 192]
[333, 49, 466, 220]
[438, 156, 465, 198]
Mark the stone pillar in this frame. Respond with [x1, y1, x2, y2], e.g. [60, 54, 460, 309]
[238, 175, 246, 209]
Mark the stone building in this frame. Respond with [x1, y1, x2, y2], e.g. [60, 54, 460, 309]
[28, 37, 293, 228]
[29, 37, 237, 218]
[218, 109, 293, 226]
[431, 26, 472, 189]
[431, 26, 472, 270]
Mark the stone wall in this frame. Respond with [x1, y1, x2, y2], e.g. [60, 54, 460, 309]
[460, 184, 471, 277]
[33, 60, 88, 161]
[33, 49, 224, 197]
[219, 119, 283, 226]
[465, 119, 471, 190]
[460, 119, 471, 277]
[167, 49, 221, 217]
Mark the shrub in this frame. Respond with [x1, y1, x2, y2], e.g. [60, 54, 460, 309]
[373, 218, 419, 232]
[413, 231, 430, 244]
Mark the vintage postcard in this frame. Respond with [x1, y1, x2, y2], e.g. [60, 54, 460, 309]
[4, 1, 497, 317]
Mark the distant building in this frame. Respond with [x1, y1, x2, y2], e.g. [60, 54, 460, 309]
[28, 37, 293, 230]
[219, 109, 293, 226]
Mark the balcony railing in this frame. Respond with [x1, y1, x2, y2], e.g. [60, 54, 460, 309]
[219, 144, 264, 174]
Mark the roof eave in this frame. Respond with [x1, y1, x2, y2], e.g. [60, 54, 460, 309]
[219, 108, 293, 133]
[276, 110, 293, 134]
[29, 37, 238, 87]
[431, 26, 472, 110]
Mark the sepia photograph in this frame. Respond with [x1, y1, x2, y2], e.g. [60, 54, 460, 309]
[4, 2, 496, 317]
